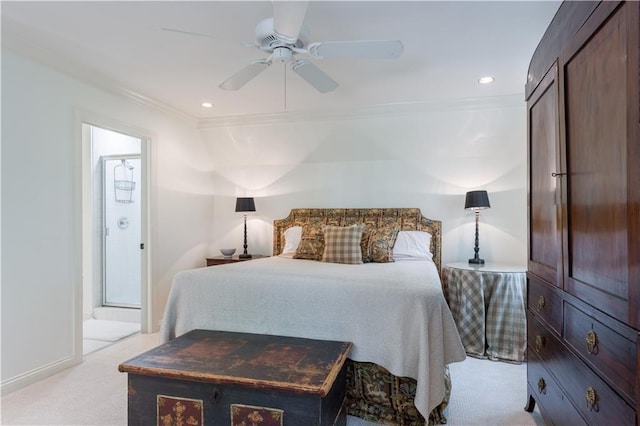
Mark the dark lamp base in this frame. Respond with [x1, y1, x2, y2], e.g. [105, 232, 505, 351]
[239, 253, 252, 259]
[469, 258, 485, 265]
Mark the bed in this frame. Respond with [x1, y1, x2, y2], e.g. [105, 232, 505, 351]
[160, 208, 466, 424]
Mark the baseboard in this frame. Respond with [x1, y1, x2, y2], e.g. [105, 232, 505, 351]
[0, 354, 80, 396]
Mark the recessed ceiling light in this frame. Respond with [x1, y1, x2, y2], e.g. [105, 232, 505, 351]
[201, 102, 214, 108]
[478, 76, 495, 84]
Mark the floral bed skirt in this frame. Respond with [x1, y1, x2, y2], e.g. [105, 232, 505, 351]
[345, 360, 451, 425]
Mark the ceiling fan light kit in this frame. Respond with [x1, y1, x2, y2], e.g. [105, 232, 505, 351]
[271, 46, 294, 63]
[167, 2, 404, 94]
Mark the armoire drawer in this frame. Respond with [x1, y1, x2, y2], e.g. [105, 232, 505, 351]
[563, 301, 638, 405]
[527, 352, 585, 425]
[528, 314, 560, 364]
[548, 338, 636, 425]
[528, 274, 563, 334]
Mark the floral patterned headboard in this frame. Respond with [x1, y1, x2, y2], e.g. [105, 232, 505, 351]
[272, 208, 442, 276]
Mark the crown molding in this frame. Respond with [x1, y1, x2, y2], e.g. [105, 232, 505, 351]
[197, 94, 525, 129]
[2, 18, 198, 127]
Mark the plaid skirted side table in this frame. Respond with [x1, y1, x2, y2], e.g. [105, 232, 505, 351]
[443, 262, 527, 363]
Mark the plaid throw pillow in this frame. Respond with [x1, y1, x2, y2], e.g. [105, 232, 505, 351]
[322, 224, 365, 264]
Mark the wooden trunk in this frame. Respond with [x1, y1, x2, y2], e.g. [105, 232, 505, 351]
[118, 329, 352, 426]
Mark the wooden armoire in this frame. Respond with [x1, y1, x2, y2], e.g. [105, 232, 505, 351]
[525, 1, 639, 424]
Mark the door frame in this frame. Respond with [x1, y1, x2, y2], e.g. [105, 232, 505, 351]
[77, 110, 154, 360]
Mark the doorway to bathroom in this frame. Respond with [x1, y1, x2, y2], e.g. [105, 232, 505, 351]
[102, 155, 141, 308]
[82, 123, 149, 355]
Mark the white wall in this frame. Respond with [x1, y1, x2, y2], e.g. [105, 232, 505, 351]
[200, 97, 527, 267]
[1, 50, 213, 393]
[1, 48, 528, 395]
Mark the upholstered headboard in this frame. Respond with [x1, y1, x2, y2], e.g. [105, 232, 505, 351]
[273, 208, 442, 276]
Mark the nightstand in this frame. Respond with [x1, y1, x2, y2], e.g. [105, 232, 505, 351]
[206, 254, 267, 267]
[442, 262, 526, 362]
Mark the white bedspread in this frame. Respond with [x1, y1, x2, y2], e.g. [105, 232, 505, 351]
[160, 256, 465, 417]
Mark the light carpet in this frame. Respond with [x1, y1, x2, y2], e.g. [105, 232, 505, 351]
[1, 333, 544, 425]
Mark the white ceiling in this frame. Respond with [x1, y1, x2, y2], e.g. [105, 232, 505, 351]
[2, 1, 560, 120]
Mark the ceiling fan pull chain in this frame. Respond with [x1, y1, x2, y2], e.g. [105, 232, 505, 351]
[284, 64, 287, 110]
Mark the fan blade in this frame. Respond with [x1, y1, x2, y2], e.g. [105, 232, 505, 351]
[308, 40, 404, 59]
[291, 60, 338, 93]
[161, 27, 218, 39]
[219, 61, 270, 91]
[272, 1, 309, 44]
[162, 27, 255, 48]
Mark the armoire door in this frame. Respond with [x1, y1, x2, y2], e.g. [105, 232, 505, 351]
[561, 1, 635, 323]
[527, 63, 562, 288]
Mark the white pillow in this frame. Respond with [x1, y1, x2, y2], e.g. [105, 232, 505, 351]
[280, 226, 302, 257]
[393, 231, 433, 261]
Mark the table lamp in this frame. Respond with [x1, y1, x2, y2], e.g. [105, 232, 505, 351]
[465, 190, 490, 265]
[235, 197, 256, 259]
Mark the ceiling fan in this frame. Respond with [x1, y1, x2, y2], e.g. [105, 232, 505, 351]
[164, 1, 404, 93]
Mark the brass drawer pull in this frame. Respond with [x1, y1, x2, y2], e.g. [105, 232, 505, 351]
[586, 386, 599, 412]
[586, 330, 598, 354]
[537, 377, 546, 394]
[535, 335, 545, 352]
[537, 295, 545, 311]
